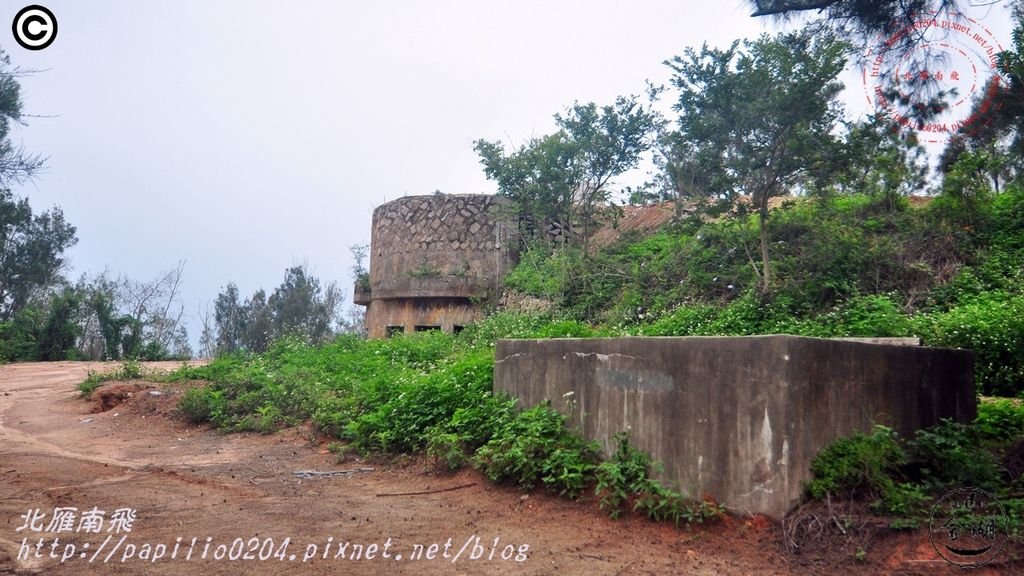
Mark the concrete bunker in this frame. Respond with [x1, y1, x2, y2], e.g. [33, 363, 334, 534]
[355, 194, 518, 338]
[493, 335, 975, 519]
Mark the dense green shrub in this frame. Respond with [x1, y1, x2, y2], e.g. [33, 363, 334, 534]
[974, 399, 1024, 441]
[595, 431, 722, 526]
[914, 291, 1024, 396]
[595, 431, 655, 517]
[808, 425, 906, 502]
[178, 386, 225, 424]
[455, 311, 553, 348]
[502, 247, 571, 300]
[344, 349, 496, 452]
[170, 313, 588, 444]
[472, 403, 599, 498]
[906, 421, 1001, 491]
[641, 303, 719, 336]
[513, 195, 967, 325]
[807, 409, 1023, 524]
[807, 425, 930, 515]
[834, 293, 912, 337]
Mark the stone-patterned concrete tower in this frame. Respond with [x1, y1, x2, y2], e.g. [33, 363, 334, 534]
[354, 194, 517, 338]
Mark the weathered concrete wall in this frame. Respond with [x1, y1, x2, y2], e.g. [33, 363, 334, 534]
[494, 336, 975, 519]
[369, 194, 516, 299]
[365, 298, 481, 339]
[358, 194, 518, 337]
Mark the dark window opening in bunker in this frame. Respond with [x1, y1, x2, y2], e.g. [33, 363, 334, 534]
[414, 325, 441, 332]
[386, 326, 404, 337]
[453, 325, 466, 334]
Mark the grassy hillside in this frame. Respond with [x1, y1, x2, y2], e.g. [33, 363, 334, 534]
[507, 191, 1024, 396]
[77, 187, 1024, 546]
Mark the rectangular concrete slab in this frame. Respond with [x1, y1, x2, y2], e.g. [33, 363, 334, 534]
[493, 336, 974, 519]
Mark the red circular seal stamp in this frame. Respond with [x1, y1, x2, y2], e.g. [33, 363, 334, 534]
[863, 13, 1005, 143]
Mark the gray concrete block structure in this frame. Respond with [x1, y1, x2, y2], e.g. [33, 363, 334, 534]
[493, 335, 975, 519]
[356, 194, 518, 338]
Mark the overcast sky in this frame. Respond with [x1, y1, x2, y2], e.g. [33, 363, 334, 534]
[4, 0, 1015, 351]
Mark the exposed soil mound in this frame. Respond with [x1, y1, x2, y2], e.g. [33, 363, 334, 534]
[91, 381, 148, 412]
[588, 202, 677, 251]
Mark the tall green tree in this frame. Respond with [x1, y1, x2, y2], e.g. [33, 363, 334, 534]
[269, 265, 343, 344]
[554, 98, 655, 250]
[242, 289, 273, 353]
[474, 132, 579, 242]
[997, 16, 1024, 150]
[474, 96, 654, 247]
[37, 288, 81, 361]
[936, 16, 1024, 189]
[0, 190, 77, 320]
[835, 115, 928, 207]
[214, 282, 243, 353]
[210, 266, 344, 355]
[927, 13, 1024, 200]
[665, 31, 847, 295]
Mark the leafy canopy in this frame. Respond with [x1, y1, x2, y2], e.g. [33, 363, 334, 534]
[0, 190, 77, 320]
[664, 31, 847, 293]
[474, 96, 654, 244]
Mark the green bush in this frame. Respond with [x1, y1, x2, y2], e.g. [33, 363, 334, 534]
[429, 395, 517, 450]
[807, 425, 931, 515]
[974, 399, 1024, 442]
[907, 420, 1001, 491]
[502, 247, 570, 299]
[344, 350, 496, 453]
[77, 375, 103, 398]
[426, 431, 470, 470]
[595, 431, 721, 525]
[455, 311, 553, 348]
[472, 403, 599, 498]
[808, 425, 905, 502]
[914, 291, 1024, 396]
[540, 446, 598, 499]
[835, 293, 912, 337]
[595, 431, 655, 517]
[179, 385, 217, 422]
[641, 304, 718, 336]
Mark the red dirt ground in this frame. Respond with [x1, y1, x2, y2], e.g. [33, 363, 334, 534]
[0, 362, 1019, 575]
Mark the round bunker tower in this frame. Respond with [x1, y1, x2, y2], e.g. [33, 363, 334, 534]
[355, 194, 518, 338]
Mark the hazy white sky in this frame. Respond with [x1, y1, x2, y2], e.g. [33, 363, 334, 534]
[3, 0, 1015, 349]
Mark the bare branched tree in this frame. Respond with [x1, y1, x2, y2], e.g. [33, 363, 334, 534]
[118, 260, 188, 356]
[197, 303, 217, 359]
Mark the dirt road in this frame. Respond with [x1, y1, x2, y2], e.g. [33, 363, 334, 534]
[0, 362, 1015, 575]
